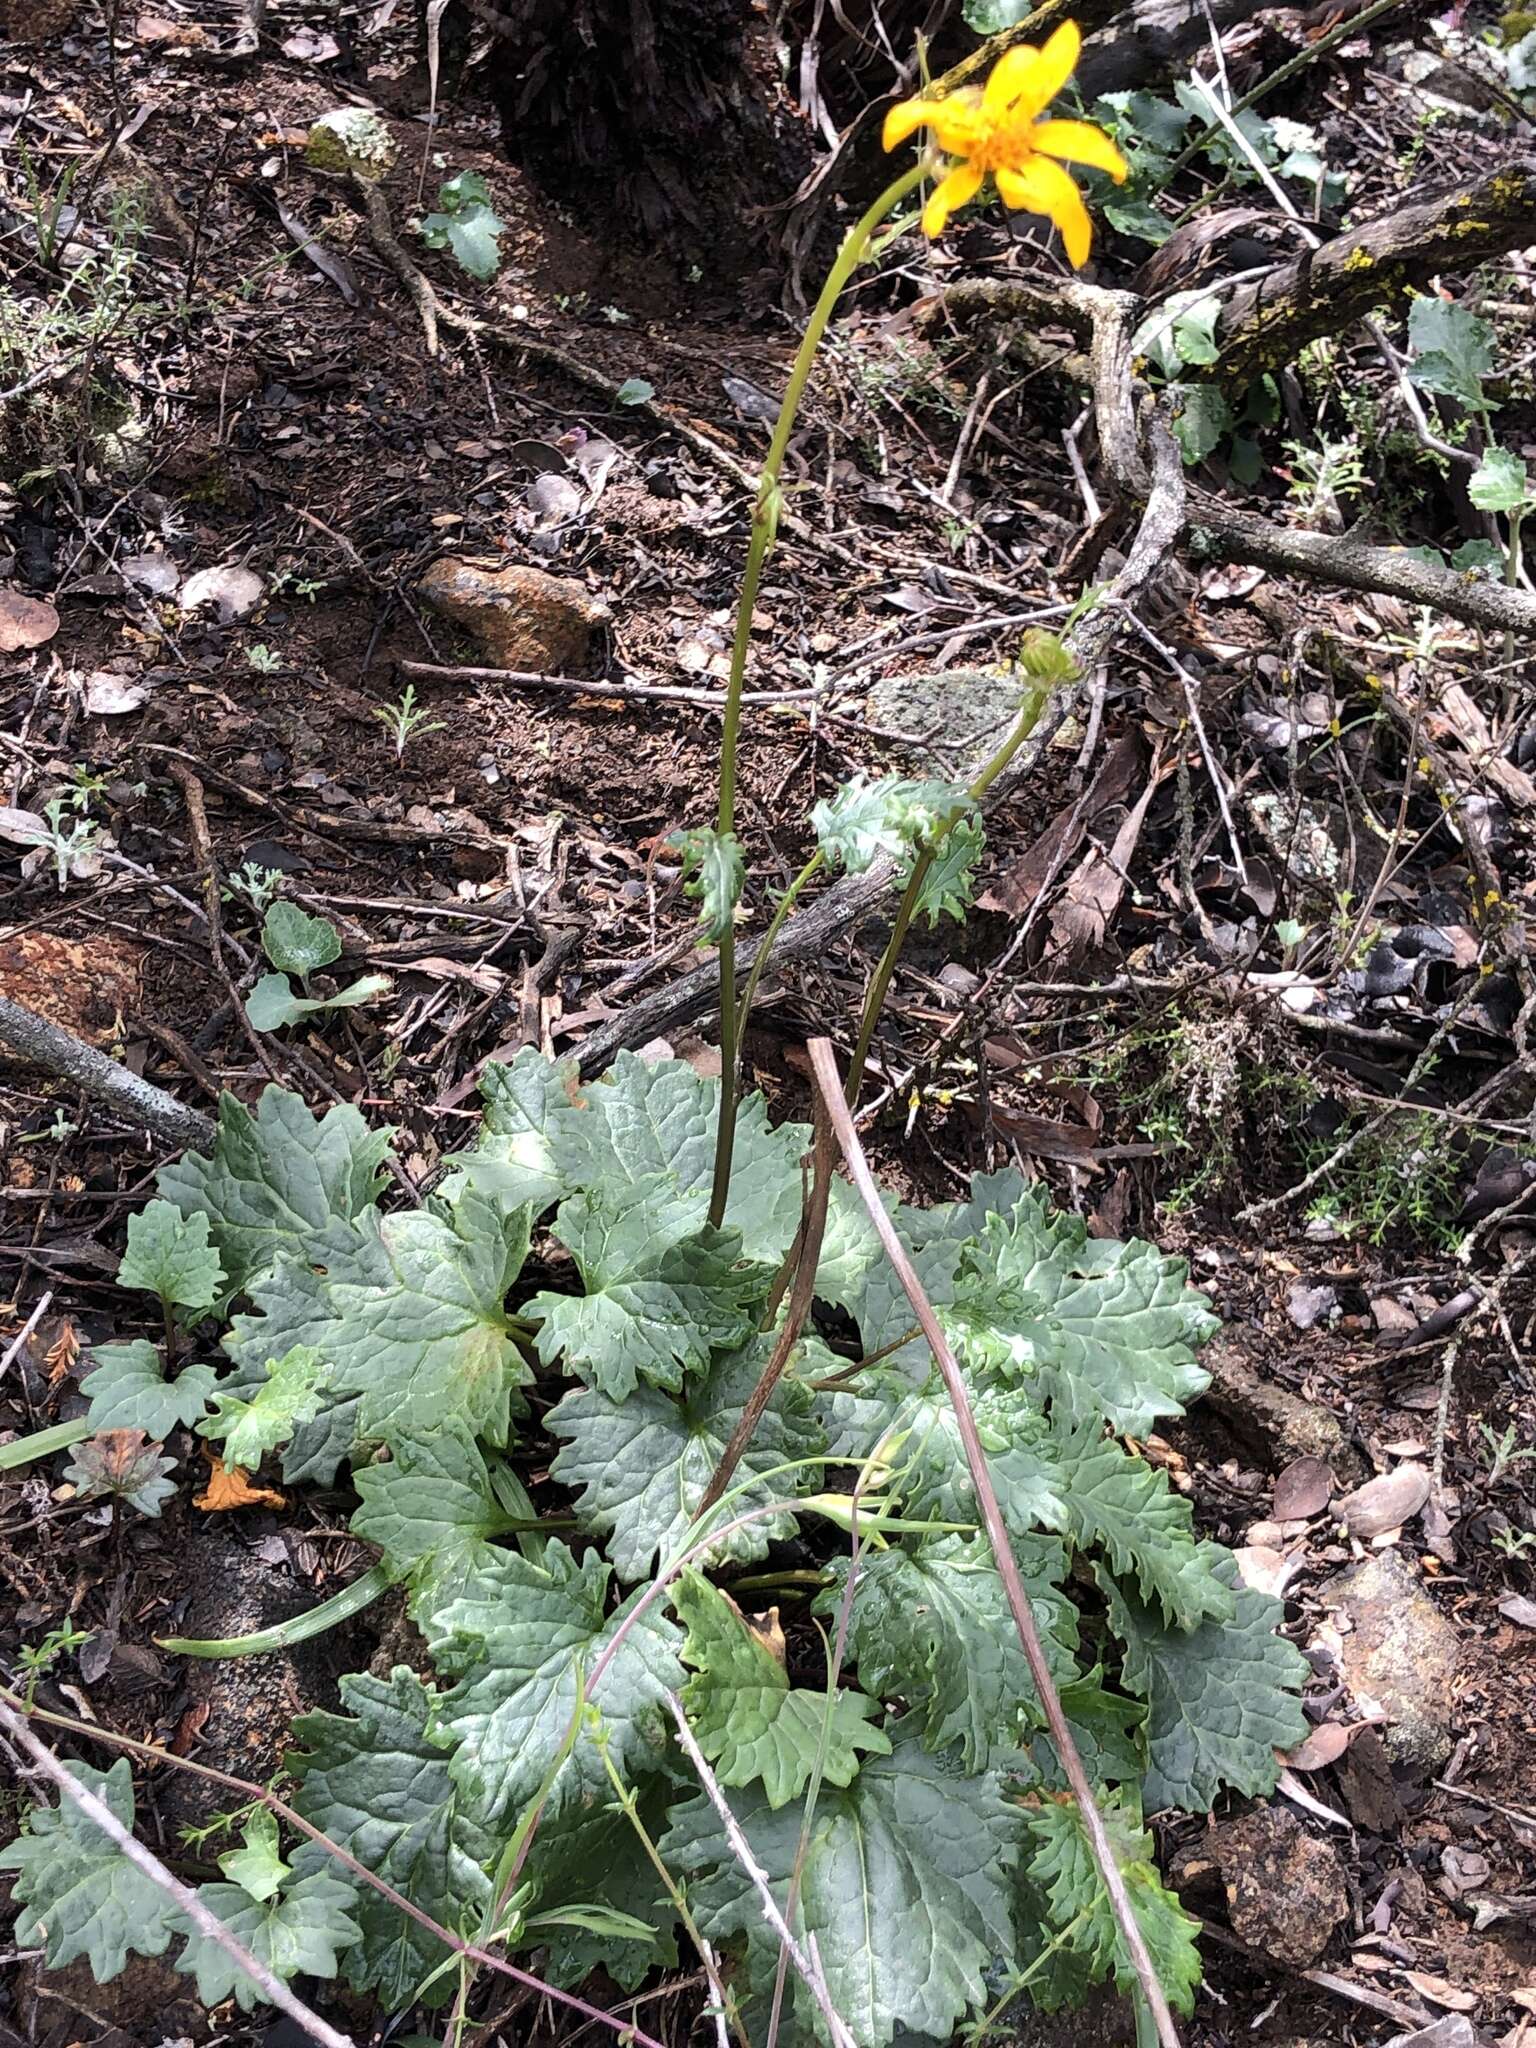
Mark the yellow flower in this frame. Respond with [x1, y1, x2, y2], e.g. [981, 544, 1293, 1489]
[883, 22, 1126, 264]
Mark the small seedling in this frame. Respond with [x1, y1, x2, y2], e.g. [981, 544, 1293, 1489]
[1479, 1422, 1536, 1487]
[222, 862, 286, 914]
[372, 682, 444, 761]
[16, 1623, 91, 1706]
[246, 643, 282, 673]
[419, 171, 506, 281]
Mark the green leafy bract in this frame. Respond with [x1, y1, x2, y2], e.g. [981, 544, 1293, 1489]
[813, 773, 978, 881]
[200, 1343, 329, 1470]
[670, 825, 745, 944]
[289, 1667, 497, 2006]
[117, 1200, 223, 1310]
[0, 1760, 175, 1980]
[547, 1334, 826, 1580]
[158, 1086, 392, 1296]
[82, 1339, 216, 1437]
[912, 814, 985, 924]
[1102, 1546, 1309, 1811]
[675, 1568, 889, 1807]
[1021, 1791, 1202, 2020]
[527, 1176, 761, 1399]
[663, 1723, 1023, 2048]
[426, 1540, 683, 1831]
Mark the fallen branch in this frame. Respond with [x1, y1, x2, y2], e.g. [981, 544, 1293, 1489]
[1218, 156, 1536, 386]
[804, 1036, 1183, 2048]
[398, 659, 823, 711]
[0, 1698, 356, 2048]
[572, 416, 1186, 1075]
[1187, 506, 1536, 636]
[0, 993, 217, 1152]
[938, 275, 1536, 639]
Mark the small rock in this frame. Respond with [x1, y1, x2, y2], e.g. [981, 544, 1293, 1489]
[1499, 1592, 1536, 1629]
[304, 106, 398, 179]
[1338, 1461, 1431, 1539]
[420, 557, 610, 673]
[867, 666, 1026, 778]
[1212, 1806, 1349, 1967]
[1287, 1280, 1338, 1330]
[1320, 1551, 1460, 1773]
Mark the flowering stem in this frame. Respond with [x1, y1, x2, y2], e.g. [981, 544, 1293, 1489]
[708, 160, 929, 1228]
[843, 681, 1050, 1109]
[731, 848, 824, 1069]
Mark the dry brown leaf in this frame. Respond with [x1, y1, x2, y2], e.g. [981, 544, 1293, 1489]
[196, 1450, 285, 1512]
[0, 590, 60, 651]
[46, 1320, 81, 1384]
[1283, 1720, 1351, 1771]
[1339, 1462, 1431, 1540]
[1403, 1972, 1478, 2014]
[1274, 1454, 1334, 1521]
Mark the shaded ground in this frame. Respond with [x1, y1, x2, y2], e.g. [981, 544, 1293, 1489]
[2, 2, 1536, 2045]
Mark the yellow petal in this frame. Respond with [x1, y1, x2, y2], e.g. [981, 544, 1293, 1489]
[921, 158, 985, 238]
[983, 44, 1046, 114]
[883, 97, 944, 151]
[1030, 116, 1127, 182]
[995, 155, 1094, 267]
[1029, 18, 1083, 115]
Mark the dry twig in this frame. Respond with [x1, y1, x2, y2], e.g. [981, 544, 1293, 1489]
[804, 1036, 1184, 2048]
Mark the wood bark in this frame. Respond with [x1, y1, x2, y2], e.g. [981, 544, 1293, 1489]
[1217, 156, 1536, 387]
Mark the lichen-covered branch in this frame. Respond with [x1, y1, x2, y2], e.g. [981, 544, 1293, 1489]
[1217, 156, 1536, 386]
[0, 993, 216, 1151]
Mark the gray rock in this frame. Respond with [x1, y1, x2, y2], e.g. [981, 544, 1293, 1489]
[1200, 1329, 1361, 1476]
[866, 666, 1031, 778]
[1320, 1551, 1461, 1774]
[1287, 1280, 1338, 1330]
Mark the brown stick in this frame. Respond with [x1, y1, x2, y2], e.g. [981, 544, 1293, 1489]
[804, 1035, 1184, 2048]
[696, 1098, 833, 1517]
